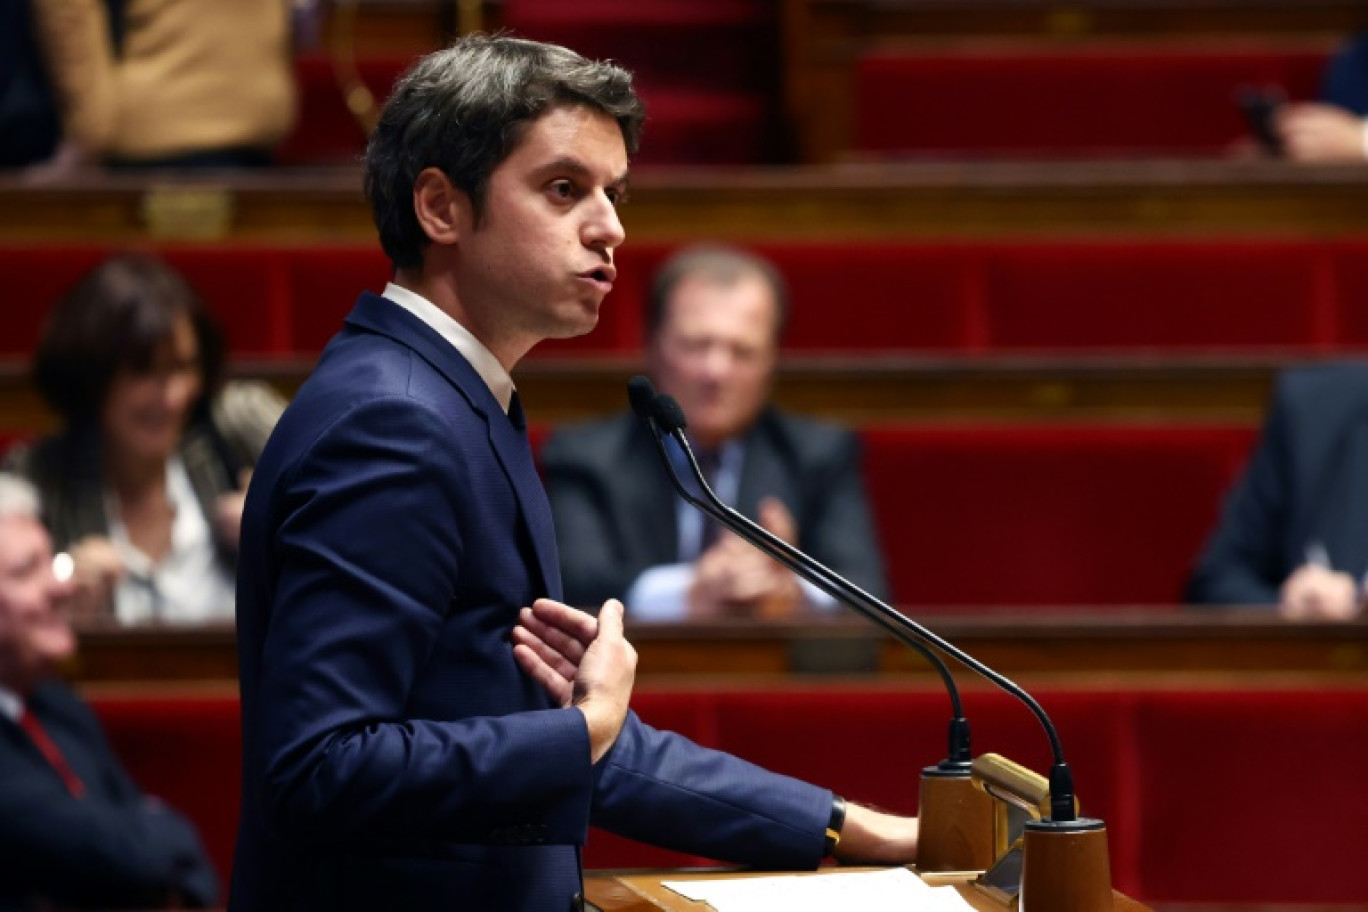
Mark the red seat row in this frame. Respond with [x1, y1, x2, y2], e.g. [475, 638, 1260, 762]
[528, 420, 1252, 607]
[278, 47, 774, 166]
[856, 43, 1328, 157]
[859, 422, 1255, 607]
[6, 240, 1368, 358]
[91, 684, 1368, 904]
[0, 418, 1252, 609]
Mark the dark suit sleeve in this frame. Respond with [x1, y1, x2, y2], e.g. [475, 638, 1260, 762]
[256, 397, 594, 845]
[1322, 31, 1368, 115]
[543, 427, 640, 608]
[803, 429, 891, 603]
[1185, 385, 1294, 607]
[592, 713, 831, 869]
[0, 711, 219, 908]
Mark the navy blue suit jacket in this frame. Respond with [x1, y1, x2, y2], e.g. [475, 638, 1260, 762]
[1323, 31, 1368, 116]
[0, 682, 217, 911]
[1187, 363, 1368, 606]
[230, 294, 831, 911]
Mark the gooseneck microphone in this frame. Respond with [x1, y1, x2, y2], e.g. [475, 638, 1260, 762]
[628, 376, 1078, 824]
[626, 377, 973, 772]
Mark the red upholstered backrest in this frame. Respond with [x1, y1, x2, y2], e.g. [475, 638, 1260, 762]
[276, 56, 415, 165]
[0, 247, 111, 359]
[708, 688, 1132, 871]
[1132, 688, 1368, 904]
[981, 240, 1334, 351]
[591, 239, 1343, 355]
[861, 423, 1257, 607]
[159, 248, 293, 355]
[756, 242, 977, 352]
[856, 44, 1327, 156]
[83, 685, 1368, 902]
[283, 246, 392, 353]
[92, 693, 243, 890]
[0, 246, 289, 359]
[2, 239, 1366, 358]
[1330, 239, 1368, 347]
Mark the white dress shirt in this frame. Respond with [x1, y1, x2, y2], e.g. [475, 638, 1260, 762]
[0, 685, 21, 723]
[382, 282, 515, 414]
[106, 456, 236, 624]
[626, 436, 835, 621]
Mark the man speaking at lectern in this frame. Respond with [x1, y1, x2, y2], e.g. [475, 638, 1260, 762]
[229, 35, 919, 911]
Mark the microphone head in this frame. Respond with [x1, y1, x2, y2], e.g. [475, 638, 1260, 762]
[653, 394, 689, 433]
[627, 375, 658, 421]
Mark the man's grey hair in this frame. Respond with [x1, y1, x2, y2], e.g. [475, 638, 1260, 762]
[0, 474, 39, 522]
[365, 33, 645, 271]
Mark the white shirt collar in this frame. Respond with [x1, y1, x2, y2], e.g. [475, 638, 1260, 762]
[382, 282, 516, 414]
[0, 685, 22, 722]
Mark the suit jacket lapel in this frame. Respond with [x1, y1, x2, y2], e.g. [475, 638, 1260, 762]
[487, 404, 563, 600]
[343, 293, 563, 600]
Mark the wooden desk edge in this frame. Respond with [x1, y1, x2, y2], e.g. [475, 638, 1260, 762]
[584, 868, 1151, 911]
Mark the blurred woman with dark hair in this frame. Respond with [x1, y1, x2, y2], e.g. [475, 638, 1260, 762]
[4, 253, 284, 624]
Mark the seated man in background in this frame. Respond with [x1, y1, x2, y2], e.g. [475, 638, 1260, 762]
[544, 245, 889, 620]
[1186, 363, 1368, 619]
[0, 473, 219, 910]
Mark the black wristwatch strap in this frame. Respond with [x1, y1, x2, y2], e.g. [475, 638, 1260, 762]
[824, 795, 847, 857]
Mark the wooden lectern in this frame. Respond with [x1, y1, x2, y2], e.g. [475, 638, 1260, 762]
[587, 748, 1138, 911]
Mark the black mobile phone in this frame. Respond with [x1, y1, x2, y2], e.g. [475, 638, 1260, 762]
[1237, 85, 1286, 156]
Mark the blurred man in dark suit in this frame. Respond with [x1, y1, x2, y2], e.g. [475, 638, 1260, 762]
[0, 473, 218, 910]
[1187, 363, 1368, 618]
[545, 245, 889, 621]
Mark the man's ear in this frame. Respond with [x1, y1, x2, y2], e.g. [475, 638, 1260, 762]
[412, 167, 472, 246]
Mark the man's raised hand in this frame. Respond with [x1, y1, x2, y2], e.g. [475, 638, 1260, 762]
[513, 598, 637, 762]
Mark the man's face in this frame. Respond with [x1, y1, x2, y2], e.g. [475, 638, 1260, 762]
[648, 273, 780, 448]
[454, 105, 629, 355]
[0, 515, 74, 690]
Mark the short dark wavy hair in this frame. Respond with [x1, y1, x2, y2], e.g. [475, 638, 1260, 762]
[32, 254, 225, 423]
[364, 34, 645, 270]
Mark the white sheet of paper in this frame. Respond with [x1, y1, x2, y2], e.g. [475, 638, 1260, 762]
[660, 867, 978, 912]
